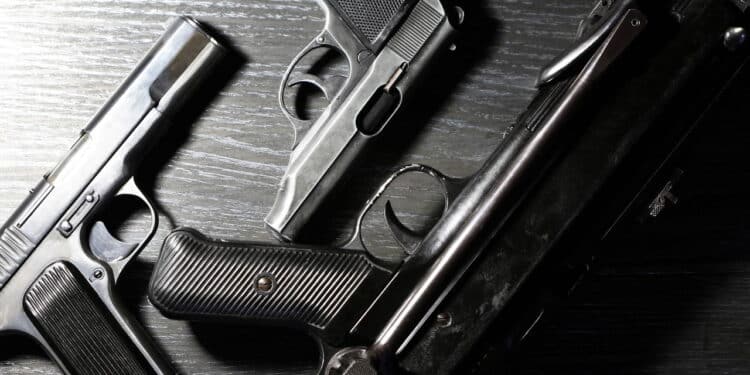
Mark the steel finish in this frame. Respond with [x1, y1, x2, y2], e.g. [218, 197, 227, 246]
[0, 16, 228, 375]
[266, 0, 460, 241]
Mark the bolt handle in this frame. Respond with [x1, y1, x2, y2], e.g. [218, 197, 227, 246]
[148, 228, 393, 344]
[24, 262, 170, 375]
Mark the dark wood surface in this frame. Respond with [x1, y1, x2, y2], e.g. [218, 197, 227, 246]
[1, 1, 747, 374]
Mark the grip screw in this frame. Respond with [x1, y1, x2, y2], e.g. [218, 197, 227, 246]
[92, 269, 104, 279]
[60, 220, 73, 232]
[436, 312, 452, 328]
[724, 27, 747, 52]
[256, 276, 273, 292]
[357, 50, 373, 63]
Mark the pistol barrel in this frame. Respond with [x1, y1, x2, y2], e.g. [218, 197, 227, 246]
[0, 17, 226, 287]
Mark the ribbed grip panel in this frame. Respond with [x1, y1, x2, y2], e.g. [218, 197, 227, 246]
[0, 226, 35, 289]
[330, 0, 409, 44]
[24, 262, 153, 375]
[149, 229, 393, 335]
[387, 1, 444, 61]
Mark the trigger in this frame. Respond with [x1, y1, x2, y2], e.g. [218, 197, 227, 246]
[384, 201, 424, 255]
[288, 73, 346, 101]
[89, 221, 138, 263]
[286, 73, 347, 149]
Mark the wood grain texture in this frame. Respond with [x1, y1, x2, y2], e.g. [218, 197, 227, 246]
[3, 0, 748, 374]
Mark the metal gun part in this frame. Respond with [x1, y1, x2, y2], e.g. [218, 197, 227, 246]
[149, 2, 647, 373]
[0, 16, 230, 375]
[266, 0, 462, 242]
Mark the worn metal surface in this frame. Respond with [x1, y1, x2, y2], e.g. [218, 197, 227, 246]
[3, 1, 747, 374]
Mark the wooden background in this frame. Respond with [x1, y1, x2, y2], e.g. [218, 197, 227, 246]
[1, 0, 748, 374]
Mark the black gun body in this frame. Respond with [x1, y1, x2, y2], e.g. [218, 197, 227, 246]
[150, 3, 646, 370]
[147, 0, 750, 373]
[426, 2, 750, 372]
[0, 17, 228, 375]
[361, 8, 646, 362]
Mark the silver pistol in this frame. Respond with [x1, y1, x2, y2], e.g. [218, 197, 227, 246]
[265, 0, 462, 241]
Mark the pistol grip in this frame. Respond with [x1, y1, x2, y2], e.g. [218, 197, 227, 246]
[24, 262, 170, 375]
[148, 228, 393, 344]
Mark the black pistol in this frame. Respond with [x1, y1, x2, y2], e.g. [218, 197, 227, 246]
[0, 17, 229, 375]
[150, 0, 750, 373]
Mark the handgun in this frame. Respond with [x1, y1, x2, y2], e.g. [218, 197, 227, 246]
[149, 2, 656, 373]
[0, 17, 229, 375]
[265, 0, 462, 241]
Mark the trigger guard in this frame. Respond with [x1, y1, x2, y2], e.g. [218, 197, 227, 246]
[280, 26, 361, 148]
[288, 73, 347, 102]
[343, 164, 466, 255]
[102, 178, 159, 280]
[279, 41, 339, 146]
[379, 166, 464, 254]
[116, 179, 158, 225]
[279, 39, 340, 117]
